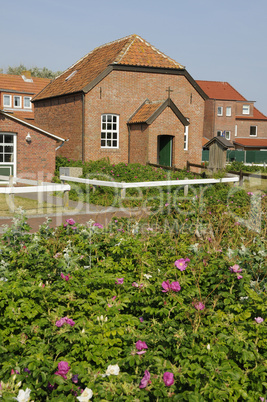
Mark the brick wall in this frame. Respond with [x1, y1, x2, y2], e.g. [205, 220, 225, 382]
[34, 69, 205, 166]
[0, 114, 57, 180]
[34, 93, 83, 160]
[235, 119, 267, 138]
[84, 70, 205, 167]
[129, 124, 148, 164]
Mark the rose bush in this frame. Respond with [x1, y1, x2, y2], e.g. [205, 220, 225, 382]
[0, 184, 266, 400]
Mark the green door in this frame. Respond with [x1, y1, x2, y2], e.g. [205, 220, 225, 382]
[159, 136, 172, 167]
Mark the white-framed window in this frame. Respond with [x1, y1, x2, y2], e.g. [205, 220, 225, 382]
[226, 107, 231, 116]
[235, 125, 238, 136]
[184, 125, 189, 150]
[242, 104, 250, 115]
[3, 95, 11, 107]
[0, 133, 15, 163]
[101, 114, 119, 148]
[250, 126, 257, 136]
[217, 106, 223, 116]
[225, 131, 231, 140]
[217, 130, 222, 137]
[24, 96, 32, 109]
[14, 96, 22, 108]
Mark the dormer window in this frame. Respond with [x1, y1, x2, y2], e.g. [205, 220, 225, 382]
[14, 96, 21, 108]
[24, 96, 32, 109]
[3, 95, 11, 107]
[242, 105, 250, 115]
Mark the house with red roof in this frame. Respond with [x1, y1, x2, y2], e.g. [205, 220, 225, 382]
[196, 81, 267, 150]
[33, 35, 207, 168]
[0, 73, 67, 180]
[0, 72, 50, 121]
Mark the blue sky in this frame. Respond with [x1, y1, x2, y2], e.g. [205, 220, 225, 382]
[1, 0, 267, 114]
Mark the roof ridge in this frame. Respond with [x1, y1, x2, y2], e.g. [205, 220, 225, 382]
[114, 35, 184, 68]
[54, 34, 136, 81]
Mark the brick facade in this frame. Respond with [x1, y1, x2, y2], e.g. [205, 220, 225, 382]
[34, 69, 205, 168]
[0, 114, 59, 181]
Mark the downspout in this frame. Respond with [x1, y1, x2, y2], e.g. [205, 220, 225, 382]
[127, 124, 131, 164]
[55, 139, 69, 151]
[82, 92, 85, 162]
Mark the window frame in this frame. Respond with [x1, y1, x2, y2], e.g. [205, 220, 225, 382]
[242, 104, 250, 115]
[13, 95, 22, 108]
[184, 125, 189, 151]
[101, 114, 119, 149]
[225, 131, 231, 140]
[23, 96, 32, 109]
[0, 132, 17, 177]
[3, 95, 12, 108]
[250, 126, 257, 137]
[217, 130, 222, 137]
[217, 106, 223, 116]
[226, 106, 232, 117]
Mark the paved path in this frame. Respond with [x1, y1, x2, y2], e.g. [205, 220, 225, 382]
[0, 192, 149, 233]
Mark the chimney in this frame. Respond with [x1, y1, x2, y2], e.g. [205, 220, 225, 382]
[21, 71, 33, 82]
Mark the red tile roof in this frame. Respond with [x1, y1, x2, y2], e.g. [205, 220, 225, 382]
[0, 74, 51, 95]
[33, 35, 185, 101]
[128, 101, 164, 123]
[233, 138, 267, 148]
[196, 80, 267, 120]
[196, 80, 246, 101]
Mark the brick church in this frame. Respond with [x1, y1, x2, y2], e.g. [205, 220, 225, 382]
[33, 34, 207, 168]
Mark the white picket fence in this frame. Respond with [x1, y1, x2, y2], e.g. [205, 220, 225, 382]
[0, 175, 71, 211]
[60, 174, 239, 197]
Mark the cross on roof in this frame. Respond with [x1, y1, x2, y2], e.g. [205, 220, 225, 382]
[166, 86, 173, 98]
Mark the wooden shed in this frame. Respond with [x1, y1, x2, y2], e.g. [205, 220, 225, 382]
[204, 136, 234, 170]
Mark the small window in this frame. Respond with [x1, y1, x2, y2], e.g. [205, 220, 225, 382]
[217, 131, 222, 137]
[250, 126, 257, 136]
[3, 95, 11, 107]
[226, 107, 231, 116]
[243, 105, 250, 115]
[217, 106, 223, 116]
[24, 96, 32, 109]
[14, 96, 21, 108]
[101, 114, 119, 148]
[184, 125, 189, 150]
[225, 131, 231, 140]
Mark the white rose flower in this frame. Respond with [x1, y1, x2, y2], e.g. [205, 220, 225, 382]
[144, 274, 152, 279]
[106, 364, 120, 376]
[77, 387, 93, 401]
[14, 388, 31, 402]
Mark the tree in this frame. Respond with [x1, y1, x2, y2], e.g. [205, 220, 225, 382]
[4, 64, 62, 79]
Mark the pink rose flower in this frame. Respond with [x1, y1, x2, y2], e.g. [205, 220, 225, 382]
[174, 258, 190, 271]
[229, 264, 242, 273]
[163, 372, 174, 386]
[194, 302, 205, 310]
[66, 218, 75, 226]
[115, 278, 124, 285]
[139, 370, 151, 388]
[162, 280, 181, 292]
[255, 317, 264, 324]
[93, 222, 103, 229]
[55, 361, 70, 379]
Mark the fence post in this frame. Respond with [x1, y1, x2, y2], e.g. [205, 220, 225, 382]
[92, 178, 97, 193]
[63, 189, 69, 209]
[37, 180, 44, 214]
[184, 178, 188, 196]
[121, 182, 126, 199]
[8, 175, 14, 211]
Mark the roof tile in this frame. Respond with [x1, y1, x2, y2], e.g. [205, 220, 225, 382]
[34, 35, 184, 101]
